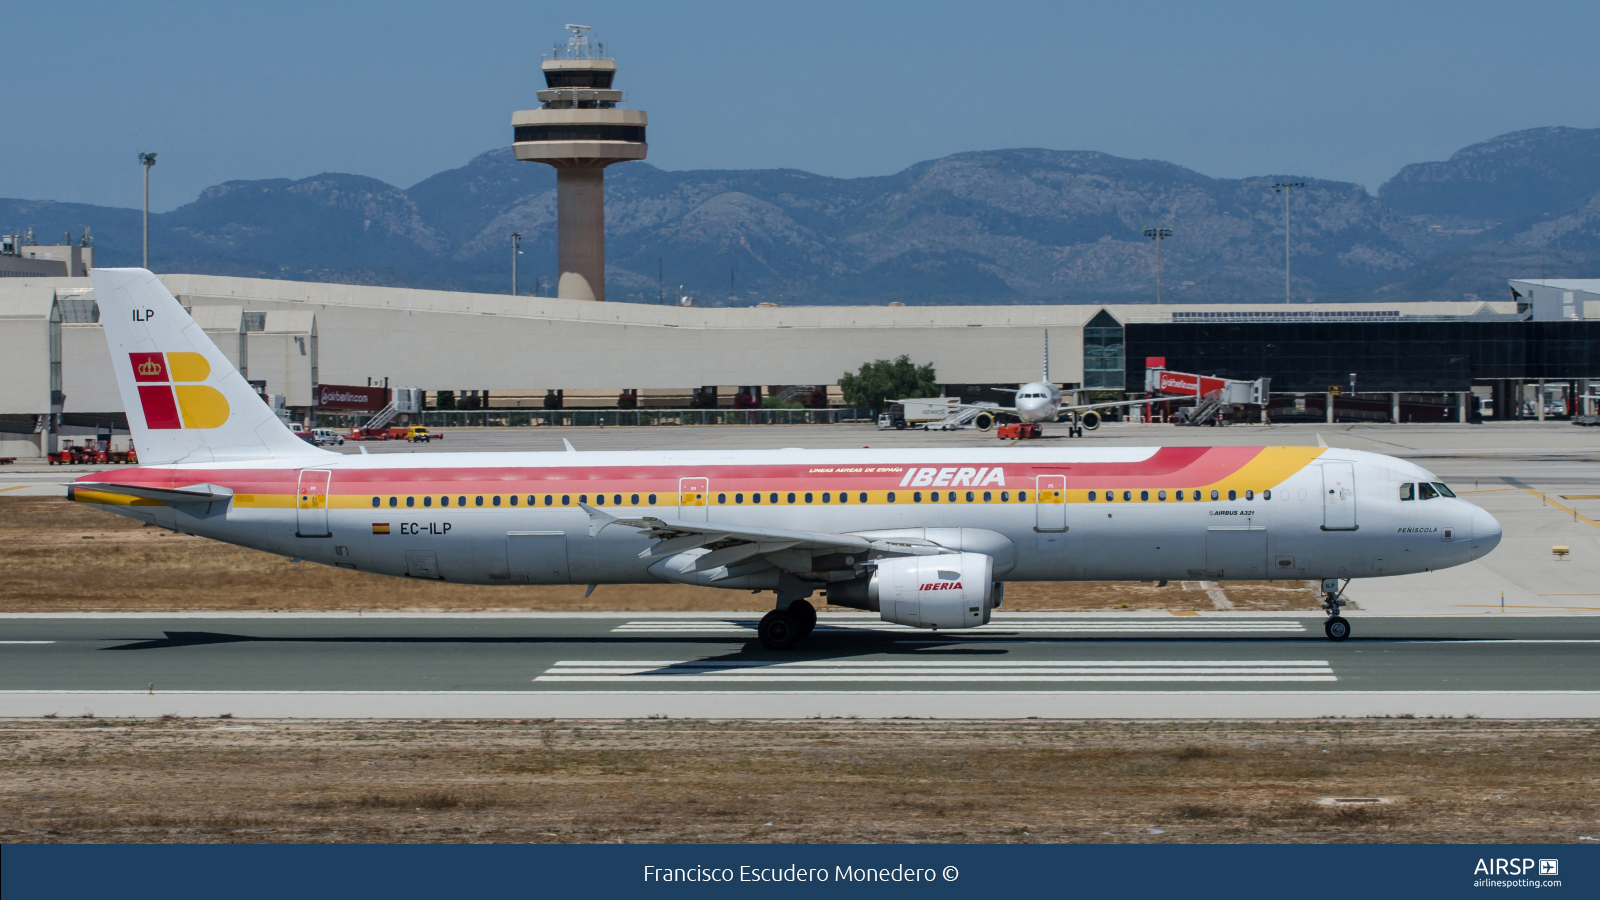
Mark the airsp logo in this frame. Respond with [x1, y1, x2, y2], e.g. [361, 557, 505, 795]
[1473, 858, 1552, 876]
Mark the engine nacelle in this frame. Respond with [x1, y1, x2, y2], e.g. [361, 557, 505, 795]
[973, 412, 995, 431]
[824, 552, 995, 629]
[1080, 410, 1101, 430]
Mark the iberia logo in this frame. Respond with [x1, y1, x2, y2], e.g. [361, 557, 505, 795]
[919, 582, 963, 591]
[129, 352, 229, 430]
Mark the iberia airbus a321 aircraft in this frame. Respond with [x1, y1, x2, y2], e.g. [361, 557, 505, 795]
[71, 269, 1501, 648]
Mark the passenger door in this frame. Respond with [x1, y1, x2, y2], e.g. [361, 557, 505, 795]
[1035, 474, 1068, 549]
[678, 477, 709, 522]
[1206, 526, 1267, 578]
[506, 531, 570, 584]
[296, 469, 332, 537]
[1321, 462, 1358, 531]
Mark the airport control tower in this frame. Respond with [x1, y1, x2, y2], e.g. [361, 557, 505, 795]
[512, 25, 647, 302]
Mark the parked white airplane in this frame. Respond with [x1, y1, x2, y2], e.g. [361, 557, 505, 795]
[965, 332, 1162, 436]
[71, 270, 1501, 648]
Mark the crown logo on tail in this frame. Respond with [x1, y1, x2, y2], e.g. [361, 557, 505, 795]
[136, 359, 163, 376]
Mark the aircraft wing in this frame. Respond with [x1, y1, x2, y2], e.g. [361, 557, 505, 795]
[579, 503, 943, 577]
[68, 482, 235, 505]
[1058, 397, 1167, 415]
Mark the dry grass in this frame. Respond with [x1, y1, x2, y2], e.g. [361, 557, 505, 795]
[1, 719, 1594, 844]
[0, 498, 1318, 612]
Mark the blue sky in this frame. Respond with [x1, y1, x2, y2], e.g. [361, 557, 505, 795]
[7, 0, 1598, 212]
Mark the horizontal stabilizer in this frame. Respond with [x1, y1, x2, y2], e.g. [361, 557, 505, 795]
[69, 482, 234, 506]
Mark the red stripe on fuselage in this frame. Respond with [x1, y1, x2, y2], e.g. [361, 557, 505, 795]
[71, 447, 1271, 495]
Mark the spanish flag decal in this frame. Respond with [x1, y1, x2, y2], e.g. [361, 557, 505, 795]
[372, 523, 391, 535]
[129, 352, 229, 429]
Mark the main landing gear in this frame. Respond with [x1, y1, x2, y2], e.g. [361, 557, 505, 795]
[758, 599, 817, 651]
[1320, 578, 1351, 641]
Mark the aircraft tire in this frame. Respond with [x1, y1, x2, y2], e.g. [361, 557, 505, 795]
[1324, 616, 1351, 641]
[758, 609, 800, 650]
[787, 599, 818, 637]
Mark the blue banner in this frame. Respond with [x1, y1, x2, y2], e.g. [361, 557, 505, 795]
[3, 844, 1594, 899]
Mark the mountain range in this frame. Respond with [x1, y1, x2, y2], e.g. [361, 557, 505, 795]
[4, 126, 1597, 305]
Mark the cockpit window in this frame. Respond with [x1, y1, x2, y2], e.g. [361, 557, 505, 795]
[1432, 482, 1455, 498]
[1399, 483, 1414, 501]
[1418, 482, 1438, 500]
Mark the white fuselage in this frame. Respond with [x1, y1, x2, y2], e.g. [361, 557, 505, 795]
[1013, 382, 1064, 424]
[75, 445, 1500, 593]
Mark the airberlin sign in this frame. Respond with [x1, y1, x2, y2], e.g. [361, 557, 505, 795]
[129, 352, 229, 430]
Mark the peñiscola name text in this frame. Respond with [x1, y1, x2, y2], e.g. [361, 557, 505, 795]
[643, 864, 940, 883]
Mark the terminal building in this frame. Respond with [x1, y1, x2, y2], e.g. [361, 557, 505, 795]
[1, 272, 1595, 458]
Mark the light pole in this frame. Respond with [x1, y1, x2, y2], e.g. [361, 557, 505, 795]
[510, 232, 522, 295]
[1143, 227, 1173, 304]
[138, 152, 157, 269]
[1272, 182, 1304, 303]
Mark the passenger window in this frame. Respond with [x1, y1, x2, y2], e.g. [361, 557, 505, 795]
[984, 491, 992, 502]
[1158, 490, 1166, 501]
[1433, 482, 1456, 498]
[648, 494, 657, 505]
[542, 495, 551, 506]
[579, 495, 587, 505]
[838, 492, 847, 504]
[631, 494, 639, 505]
[424, 496, 433, 507]
[1088, 491, 1097, 501]
[1001, 491, 1009, 502]
[948, 492, 956, 503]
[441, 496, 450, 507]
[1418, 483, 1438, 500]
[594, 494, 604, 506]
[821, 492, 830, 503]
[1399, 483, 1414, 501]
[887, 492, 896, 503]
[1019, 491, 1028, 502]
[1210, 490, 1219, 501]
[509, 495, 517, 506]
[562, 495, 570, 506]
[751, 492, 761, 504]
[1244, 490, 1254, 501]
[735, 493, 744, 504]
[406, 496, 415, 508]
[770, 493, 779, 504]
[1123, 491, 1132, 502]
[859, 492, 867, 503]
[930, 491, 939, 503]
[371, 497, 379, 508]
[458, 496, 466, 507]
[966, 491, 975, 502]
[717, 493, 726, 505]
[613, 494, 621, 506]
[493, 495, 501, 507]
[1192, 490, 1201, 501]
[913, 492, 922, 503]
[1140, 490, 1149, 501]
[1263, 490, 1272, 500]
[1227, 490, 1237, 501]
[389, 497, 397, 507]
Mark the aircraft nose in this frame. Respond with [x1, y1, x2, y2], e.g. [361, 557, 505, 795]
[1471, 506, 1502, 554]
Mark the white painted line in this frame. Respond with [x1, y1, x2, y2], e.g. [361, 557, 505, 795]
[0, 641, 55, 644]
[537, 658, 1336, 683]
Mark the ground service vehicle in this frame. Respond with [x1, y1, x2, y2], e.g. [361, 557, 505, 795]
[311, 429, 346, 446]
[70, 269, 1503, 651]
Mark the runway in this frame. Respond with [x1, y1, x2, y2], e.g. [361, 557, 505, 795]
[2, 612, 1596, 719]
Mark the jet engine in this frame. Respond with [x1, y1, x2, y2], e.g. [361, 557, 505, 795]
[1079, 410, 1100, 430]
[824, 551, 995, 629]
[973, 412, 995, 431]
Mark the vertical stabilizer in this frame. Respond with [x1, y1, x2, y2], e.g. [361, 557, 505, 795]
[91, 268, 328, 465]
[1042, 329, 1050, 384]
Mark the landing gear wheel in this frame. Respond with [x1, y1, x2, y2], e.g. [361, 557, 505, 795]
[1324, 616, 1351, 641]
[787, 600, 817, 637]
[758, 609, 799, 650]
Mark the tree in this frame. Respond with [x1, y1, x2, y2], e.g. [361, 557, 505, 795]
[434, 390, 455, 410]
[839, 355, 938, 412]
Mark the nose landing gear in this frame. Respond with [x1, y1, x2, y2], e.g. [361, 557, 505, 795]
[1320, 577, 1351, 641]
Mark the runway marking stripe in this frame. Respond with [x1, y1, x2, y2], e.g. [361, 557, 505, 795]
[537, 658, 1337, 682]
[0, 641, 55, 644]
[537, 676, 1339, 682]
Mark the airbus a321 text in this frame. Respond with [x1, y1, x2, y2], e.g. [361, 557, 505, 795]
[70, 270, 1502, 648]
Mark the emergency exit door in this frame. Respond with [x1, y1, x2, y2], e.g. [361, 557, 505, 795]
[679, 477, 709, 522]
[1321, 462, 1357, 531]
[296, 469, 332, 537]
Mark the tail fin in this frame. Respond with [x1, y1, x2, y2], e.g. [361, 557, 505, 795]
[1042, 329, 1050, 384]
[91, 268, 326, 465]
